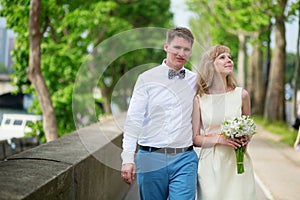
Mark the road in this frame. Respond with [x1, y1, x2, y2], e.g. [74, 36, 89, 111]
[124, 125, 300, 200]
[249, 125, 300, 200]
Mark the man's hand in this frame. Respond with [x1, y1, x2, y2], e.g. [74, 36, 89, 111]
[121, 163, 136, 185]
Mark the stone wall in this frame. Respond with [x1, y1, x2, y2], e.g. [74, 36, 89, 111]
[0, 114, 131, 200]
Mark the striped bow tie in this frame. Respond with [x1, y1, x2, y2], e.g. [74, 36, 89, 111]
[168, 69, 185, 79]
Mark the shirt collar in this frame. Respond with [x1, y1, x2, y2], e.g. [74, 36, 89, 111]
[162, 59, 185, 72]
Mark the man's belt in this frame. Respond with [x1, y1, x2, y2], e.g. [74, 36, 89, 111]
[139, 145, 193, 154]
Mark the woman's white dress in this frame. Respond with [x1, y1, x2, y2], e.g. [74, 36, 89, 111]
[197, 87, 256, 200]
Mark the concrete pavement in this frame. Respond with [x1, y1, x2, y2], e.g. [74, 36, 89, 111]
[123, 125, 300, 200]
[248, 125, 300, 200]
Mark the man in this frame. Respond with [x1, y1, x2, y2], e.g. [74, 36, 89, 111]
[121, 27, 198, 200]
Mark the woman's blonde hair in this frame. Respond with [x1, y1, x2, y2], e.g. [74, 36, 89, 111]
[196, 45, 237, 96]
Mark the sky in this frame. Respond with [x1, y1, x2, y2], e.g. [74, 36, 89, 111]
[170, 0, 299, 53]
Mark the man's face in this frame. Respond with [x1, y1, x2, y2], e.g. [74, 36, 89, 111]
[164, 36, 192, 71]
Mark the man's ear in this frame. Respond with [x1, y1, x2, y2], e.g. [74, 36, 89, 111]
[164, 43, 168, 52]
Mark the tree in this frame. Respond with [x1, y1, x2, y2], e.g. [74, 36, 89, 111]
[248, 34, 264, 114]
[264, 0, 289, 121]
[187, 0, 300, 121]
[187, 0, 270, 105]
[291, 1, 300, 120]
[97, 0, 173, 114]
[0, 0, 173, 141]
[0, 0, 129, 139]
[28, 0, 58, 141]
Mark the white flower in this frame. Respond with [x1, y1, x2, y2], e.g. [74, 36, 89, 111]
[221, 115, 256, 138]
[221, 115, 256, 174]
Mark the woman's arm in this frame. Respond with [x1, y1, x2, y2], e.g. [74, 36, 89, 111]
[242, 88, 251, 116]
[192, 95, 204, 147]
[192, 95, 241, 149]
[241, 88, 252, 146]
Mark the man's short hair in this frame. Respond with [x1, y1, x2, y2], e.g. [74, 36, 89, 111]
[166, 27, 194, 45]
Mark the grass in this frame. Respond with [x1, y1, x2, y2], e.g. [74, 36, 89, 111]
[252, 115, 298, 147]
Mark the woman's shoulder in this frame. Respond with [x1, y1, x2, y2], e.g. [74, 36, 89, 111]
[234, 87, 248, 95]
[239, 87, 250, 103]
[240, 87, 249, 97]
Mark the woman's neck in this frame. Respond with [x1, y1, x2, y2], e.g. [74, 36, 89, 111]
[207, 76, 229, 94]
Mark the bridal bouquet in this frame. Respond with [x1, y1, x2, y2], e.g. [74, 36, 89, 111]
[221, 115, 256, 174]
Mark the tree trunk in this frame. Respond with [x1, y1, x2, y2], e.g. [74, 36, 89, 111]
[28, 0, 58, 142]
[237, 33, 246, 87]
[251, 36, 265, 115]
[248, 42, 255, 108]
[264, 13, 286, 121]
[292, 11, 300, 121]
[248, 36, 264, 115]
[101, 86, 112, 114]
[264, 22, 272, 101]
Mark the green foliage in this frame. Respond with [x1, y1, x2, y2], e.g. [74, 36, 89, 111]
[187, 0, 272, 62]
[0, 0, 173, 141]
[187, 0, 299, 121]
[288, 0, 300, 17]
[0, 62, 14, 74]
[116, 0, 173, 27]
[211, 31, 239, 62]
[285, 52, 298, 86]
[188, 0, 271, 33]
[94, 1, 173, 114]
[25, 120, 46, 143]
[253, 115, 298, 147]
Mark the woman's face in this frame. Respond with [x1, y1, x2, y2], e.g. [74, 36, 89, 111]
[213, 52, 234, 76]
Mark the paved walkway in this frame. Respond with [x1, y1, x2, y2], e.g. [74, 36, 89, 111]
[248, 125, 300, 200]
[124, 125, 300, 200]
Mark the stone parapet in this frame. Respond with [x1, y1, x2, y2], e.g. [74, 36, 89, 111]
[0, 114, 130, 200]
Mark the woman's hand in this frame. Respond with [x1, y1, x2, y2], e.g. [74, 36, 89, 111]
[240, 136, 251, 147]
[217, 135, 243, 149]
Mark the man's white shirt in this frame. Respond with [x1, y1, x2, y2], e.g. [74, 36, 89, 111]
[121, 60, 197, 164]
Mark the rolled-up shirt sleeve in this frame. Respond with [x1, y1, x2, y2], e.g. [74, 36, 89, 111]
[121, 76, 148, 164]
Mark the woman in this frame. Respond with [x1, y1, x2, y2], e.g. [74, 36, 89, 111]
[293, 104, 300, 151]
[192, 45, 256, 200]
